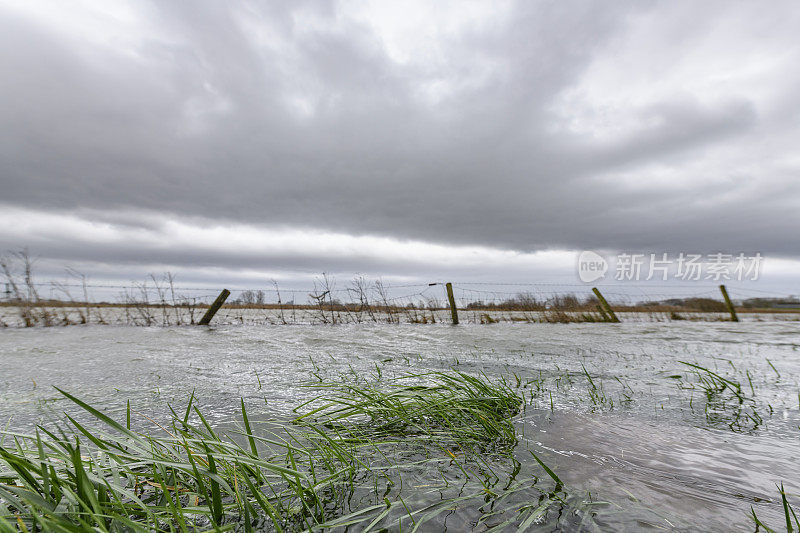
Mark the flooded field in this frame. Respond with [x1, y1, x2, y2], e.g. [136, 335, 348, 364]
[2, 320, 799, 530]
[3, 304, 800, 327]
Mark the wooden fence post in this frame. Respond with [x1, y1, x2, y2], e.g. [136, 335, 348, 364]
[445, 282, 459, 325]
[198, 289, 230, 326]
[592, 287, 619, 323]
[719, 284, 738, 322]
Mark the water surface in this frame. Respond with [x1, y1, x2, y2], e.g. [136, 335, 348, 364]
[2, 321, 799, 530]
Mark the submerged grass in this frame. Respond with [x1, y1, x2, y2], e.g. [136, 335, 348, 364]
[677, 361, 765, 433]
[751, 483, 800, 533]
[0, 370, 584, 532]
[293, 370, 521, 449]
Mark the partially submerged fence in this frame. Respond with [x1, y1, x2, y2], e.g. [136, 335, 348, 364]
[2, 248, 797, 326]
[1, 271, 796, 327]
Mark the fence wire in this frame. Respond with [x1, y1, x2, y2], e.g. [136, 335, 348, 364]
[1, 267, 797, 327]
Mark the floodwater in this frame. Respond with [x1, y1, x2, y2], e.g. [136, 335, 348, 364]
[1, 321, 799, 531]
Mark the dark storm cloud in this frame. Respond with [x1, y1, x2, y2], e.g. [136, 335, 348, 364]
[1, 0, 799, 267]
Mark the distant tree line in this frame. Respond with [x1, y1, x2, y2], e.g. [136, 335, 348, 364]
[740, 297, 800, 309]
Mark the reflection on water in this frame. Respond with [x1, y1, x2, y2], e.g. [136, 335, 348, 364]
[1, 321, 799, 530]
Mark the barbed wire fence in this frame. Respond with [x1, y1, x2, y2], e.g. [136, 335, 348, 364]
[1, 266, 798, 327]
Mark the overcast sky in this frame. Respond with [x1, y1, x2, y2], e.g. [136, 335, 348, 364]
[1, 0, 799, 296]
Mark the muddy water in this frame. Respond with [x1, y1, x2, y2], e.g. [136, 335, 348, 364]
[1, 322, 799, 530]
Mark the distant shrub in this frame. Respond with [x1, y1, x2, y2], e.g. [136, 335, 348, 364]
[681, 298, 727, 312]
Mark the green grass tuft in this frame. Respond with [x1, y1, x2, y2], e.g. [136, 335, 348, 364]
[0, 370, 581, 531]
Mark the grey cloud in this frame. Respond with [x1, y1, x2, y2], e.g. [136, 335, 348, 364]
[1, 0, 799, 274]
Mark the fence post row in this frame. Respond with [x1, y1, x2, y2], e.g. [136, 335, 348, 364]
[198, 289, 231, 326]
